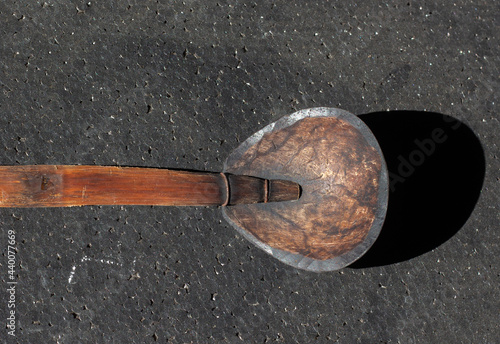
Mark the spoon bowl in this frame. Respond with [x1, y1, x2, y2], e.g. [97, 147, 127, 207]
[223, 108, 388, 271]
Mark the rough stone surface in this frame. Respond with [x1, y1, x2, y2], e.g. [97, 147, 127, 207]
[0, 1, 498, 343]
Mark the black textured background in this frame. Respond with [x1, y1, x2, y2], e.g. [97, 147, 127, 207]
[0, 1, 498, 343]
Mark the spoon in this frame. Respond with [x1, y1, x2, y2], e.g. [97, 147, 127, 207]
[0, 108, 387, 271]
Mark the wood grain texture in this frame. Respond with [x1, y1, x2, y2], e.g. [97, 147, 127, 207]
[0, 166, 300, 207]
[0, 166, 228, 207]
[224, 116, 383, 260]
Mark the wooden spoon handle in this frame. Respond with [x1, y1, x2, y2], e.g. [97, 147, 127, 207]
[0, 165, 300, 208]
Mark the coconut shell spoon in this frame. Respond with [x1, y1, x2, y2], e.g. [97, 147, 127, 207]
[0, 108, 387, 272]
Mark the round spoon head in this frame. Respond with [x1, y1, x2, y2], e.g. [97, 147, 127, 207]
[223, 108, 388, 272]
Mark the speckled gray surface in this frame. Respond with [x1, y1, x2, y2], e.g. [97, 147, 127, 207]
[0, 1, 498, 343]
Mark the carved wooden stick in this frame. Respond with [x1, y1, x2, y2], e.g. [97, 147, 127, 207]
[0, 165, 300, 208]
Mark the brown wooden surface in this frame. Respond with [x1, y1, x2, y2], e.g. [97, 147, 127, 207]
[0, 165, 300, 208]
[224, 116, 383, 260]
[0, 166, 228, 207]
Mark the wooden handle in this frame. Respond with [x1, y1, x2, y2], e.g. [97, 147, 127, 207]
[0, 166, 300, 208]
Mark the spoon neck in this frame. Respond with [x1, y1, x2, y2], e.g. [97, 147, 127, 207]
[225, 174, 301, 205]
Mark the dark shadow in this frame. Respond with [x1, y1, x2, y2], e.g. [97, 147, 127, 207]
[350, 111, 485, 268]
